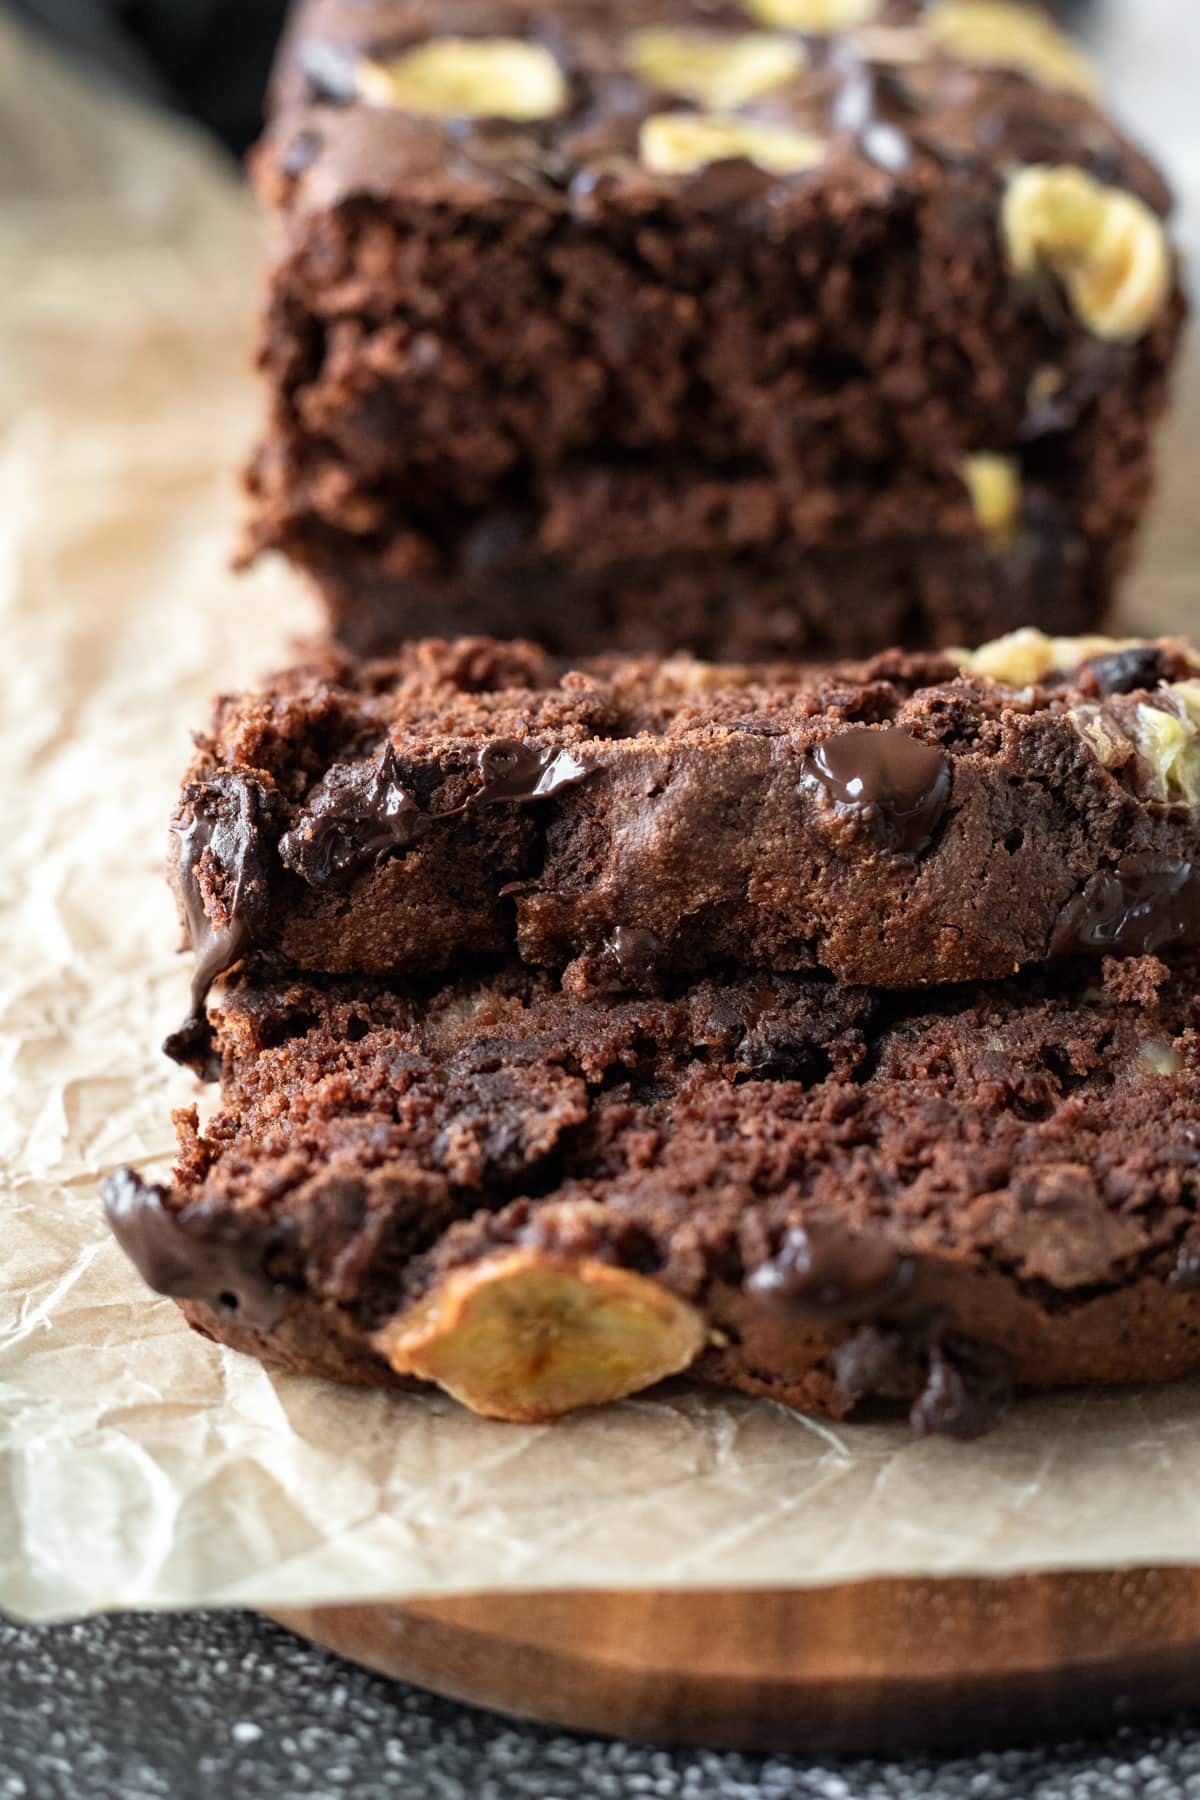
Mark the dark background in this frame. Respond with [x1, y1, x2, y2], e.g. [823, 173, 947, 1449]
[10, 0, 291, 151]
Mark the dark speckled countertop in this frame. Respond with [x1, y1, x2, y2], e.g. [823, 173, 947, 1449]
[4, 3, 1200, 1795]
[5, 1607, 1200, 1800]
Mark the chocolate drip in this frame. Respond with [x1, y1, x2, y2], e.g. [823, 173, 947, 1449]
[101, 1168, 288, 1330]
[605, 925, 663, 990]
[1050, 856, 1200, 959]
[279, 744, 424, 890]
[164, 773, 278, 1071]
[834, 1323, 1012, 1440]
[832, 1323, 921, 1405]
[909, 1339, 1013, 1441]
[472, 739, 593, 805]
[801, 725, 950, 854]
[748, 1221, 912, 1321]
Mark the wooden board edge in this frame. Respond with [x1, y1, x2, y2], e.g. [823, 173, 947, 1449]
[268, 1565, 1200, 1753]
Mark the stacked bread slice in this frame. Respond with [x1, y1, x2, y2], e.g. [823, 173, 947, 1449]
[105, 630, 1200, 1435]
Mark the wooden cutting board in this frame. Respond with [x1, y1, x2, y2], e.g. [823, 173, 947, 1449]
[270, 1566, 1200, 1752]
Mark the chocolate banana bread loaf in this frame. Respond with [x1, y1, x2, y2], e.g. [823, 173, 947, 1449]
[244, 0, 1184, 658]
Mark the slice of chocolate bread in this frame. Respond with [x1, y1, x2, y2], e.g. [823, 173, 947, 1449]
[107, 949, 1200, 1436]
[165, 630, 1200, 1067]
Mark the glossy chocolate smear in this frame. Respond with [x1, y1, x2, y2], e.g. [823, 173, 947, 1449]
[801, 725, 950, 854]
[1050, 856, 1200, 958]
[279, 744, 424, 891]
[605, 926, 663, 990]
[164, 772, 278, 1071]
[101, 1168, 288, 1330]
[748, 1221, 912, 1321]
[472, 739, 593, 805]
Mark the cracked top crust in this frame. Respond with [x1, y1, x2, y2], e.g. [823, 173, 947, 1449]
[245, 0, 1183, 675]
[162, 633, 1200, 1065]
[264, 0, 1170, 228]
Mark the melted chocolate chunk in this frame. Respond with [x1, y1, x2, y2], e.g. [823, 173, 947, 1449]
[748, 1221, 913, 1321]
[681, 157, 778, 209]
[834, 1323, 1012, 1438]
[909, 1338, 1013, 1441]
[1050, 856, 1200, 959]
[605, 926, 663, 990]
[801, 725, 950, 854]
[279, 744, 424, 890]
[164, 773, 278, 1071]
[101, 1168, 288, 1331]
[1077, 646, 1172, 697]
[472, 739, 593, 805]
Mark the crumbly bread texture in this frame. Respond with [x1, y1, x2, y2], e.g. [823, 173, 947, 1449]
[164, 631, 1200, 1066]
[105, 951, 1200, 1435]
[244, 0, 1184, 658]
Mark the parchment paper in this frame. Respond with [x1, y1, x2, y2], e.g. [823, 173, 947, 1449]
[4, 19, 1200, 1626]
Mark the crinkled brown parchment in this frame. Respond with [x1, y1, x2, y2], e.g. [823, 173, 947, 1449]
[3, 18, 1200, 1624]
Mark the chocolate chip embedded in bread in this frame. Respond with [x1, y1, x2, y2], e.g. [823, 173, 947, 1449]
[799, 725, 950, 855]
[1051, 857, 1200, 959]
[279, 744, 425, 889]
[470, 739, 594, 805]
[1077, 645, 1173, 696]
[747, 1221, 913, 1320]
